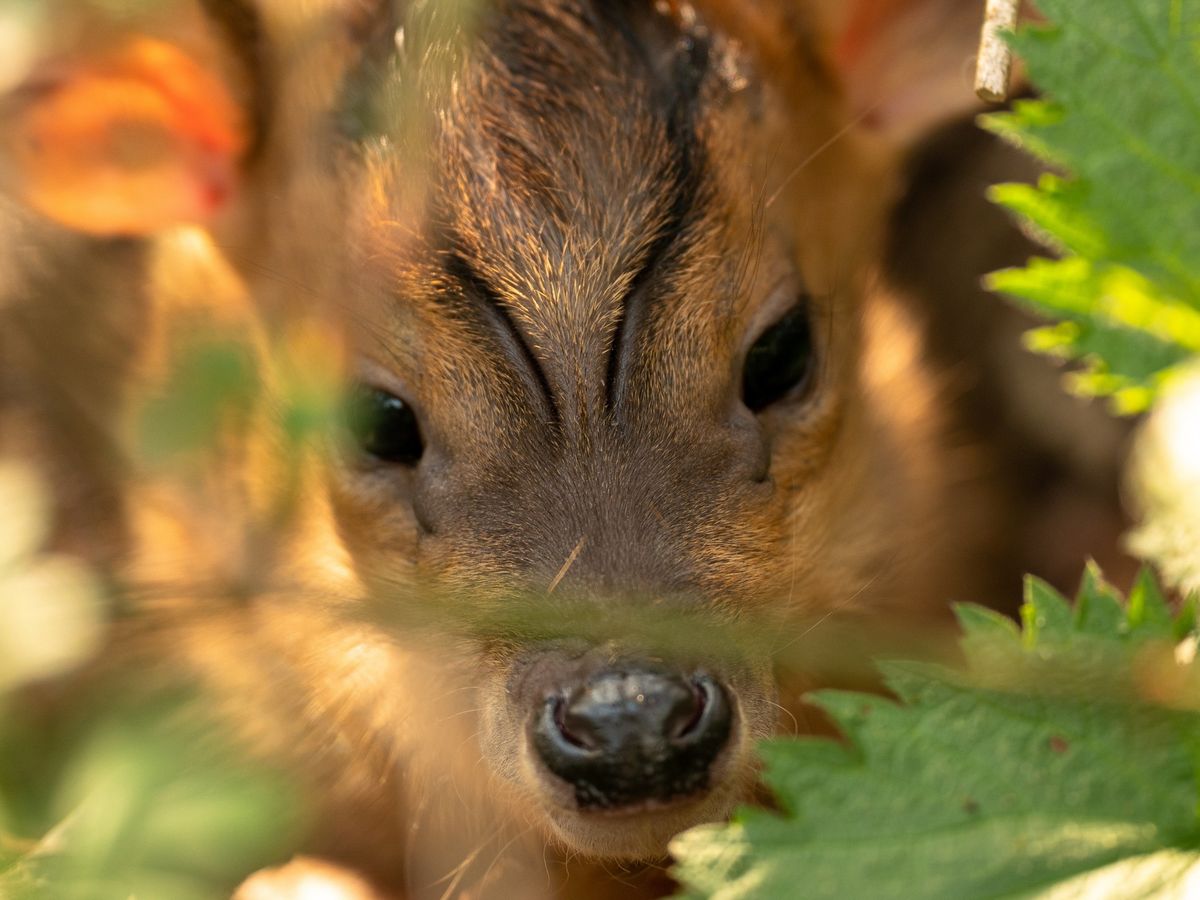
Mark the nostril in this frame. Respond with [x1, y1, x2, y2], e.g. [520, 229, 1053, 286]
[552, 694, 594, 751]
[672, 679, 709, 740]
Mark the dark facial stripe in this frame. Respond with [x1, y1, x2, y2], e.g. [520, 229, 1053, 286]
[602, 147, 704, 413]
[602, 13, 711, 412]
[443, 250, 561, 427]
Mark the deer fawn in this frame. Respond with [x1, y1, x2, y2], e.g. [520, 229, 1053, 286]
[3, 0, 1002, 896]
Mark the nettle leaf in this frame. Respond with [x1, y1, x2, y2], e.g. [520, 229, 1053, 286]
[983, 0, 1200, 412]
[670, 569, 1200, 899]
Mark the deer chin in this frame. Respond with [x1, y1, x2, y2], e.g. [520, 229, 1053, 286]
[520, 742, 753, 860]
[537, 787, 744, 861]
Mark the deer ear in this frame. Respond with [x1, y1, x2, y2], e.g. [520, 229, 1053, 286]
[817, 0, 987, 147]
[2, 34, 251, 236]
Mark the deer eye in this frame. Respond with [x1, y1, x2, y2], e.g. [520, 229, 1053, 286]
[741, 301, 815, 412]
[347, 385, 424, 465]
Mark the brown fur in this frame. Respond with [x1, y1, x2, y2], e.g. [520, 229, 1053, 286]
[6, 1, 1004, 896]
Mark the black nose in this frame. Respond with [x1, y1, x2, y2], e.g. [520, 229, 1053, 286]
[531, 668, 733, 810]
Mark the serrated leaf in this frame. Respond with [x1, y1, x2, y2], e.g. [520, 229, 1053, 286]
[1004, 7, 1200, 300]
[1074, 562, 1125, 636]
[985, 0, 1200, 411]
[1126, 567, 1175, 636]
[955, 603, 1021, 640]
[671, 570, 1200, 899]
[1023, 577, 1074, 644]
[989, 178, 1104, 258]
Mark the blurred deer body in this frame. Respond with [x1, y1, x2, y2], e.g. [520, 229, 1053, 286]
[3, 0, 997, 897]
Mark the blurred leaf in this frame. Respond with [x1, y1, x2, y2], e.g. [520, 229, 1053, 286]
[0, 688, 303, 899]
[136, 328, 259, 466]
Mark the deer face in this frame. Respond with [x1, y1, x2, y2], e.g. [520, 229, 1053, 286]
[309, 0, 979, 858]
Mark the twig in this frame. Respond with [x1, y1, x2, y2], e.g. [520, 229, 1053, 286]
[975, 0, 1020, 102]
[547, 535, 586, 594]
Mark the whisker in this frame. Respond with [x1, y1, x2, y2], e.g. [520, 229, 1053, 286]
[473, 823, 537, 897]
[431, 827, 498, 899]
[767, 697, 800, 735]
[435, 705, 484, 723]
[765, 102, 882, 209]
[773, 556, 897, 657]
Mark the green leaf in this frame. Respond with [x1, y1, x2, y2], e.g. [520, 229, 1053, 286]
[1022, 576, 1073, 644]
[984, 0, 1200, 411]
[1126, 567, 1175, 635]
[671, 570, 1200, 899]
[0, 689, 302, 899]
[136, 327, 259, 466]
[1073, 562, 1125, 636]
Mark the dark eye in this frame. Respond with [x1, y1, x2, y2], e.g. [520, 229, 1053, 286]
[741, 301, 815, 412]
[346, 386, 424, 465]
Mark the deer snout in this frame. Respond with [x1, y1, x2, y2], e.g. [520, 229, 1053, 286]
[531, 668, 733, 810]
